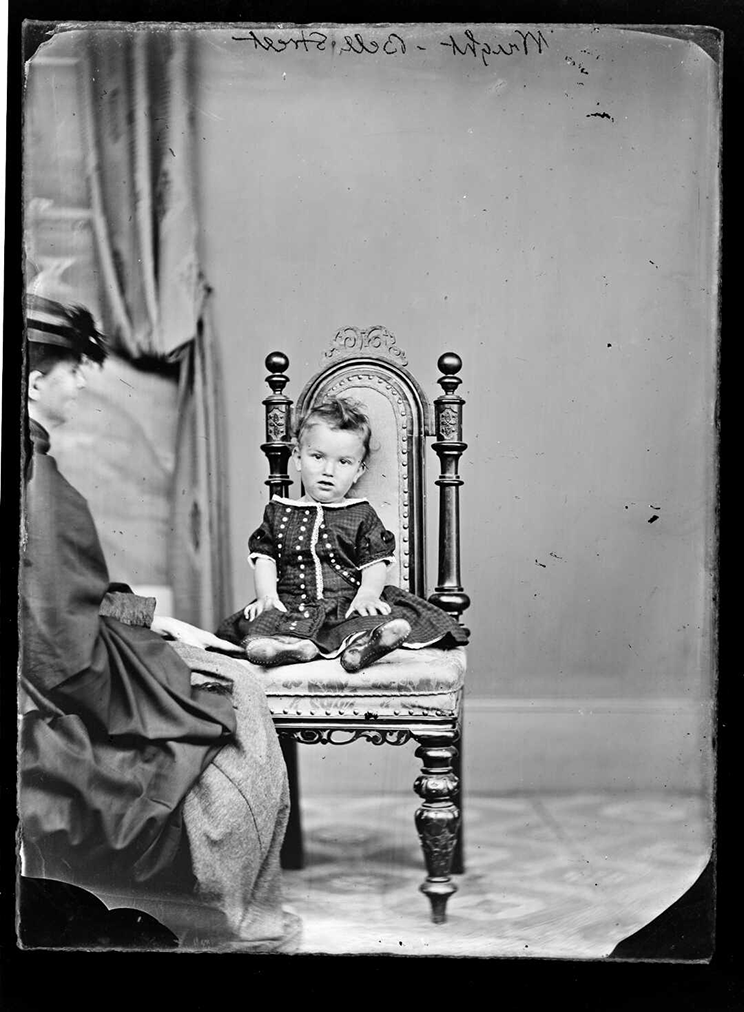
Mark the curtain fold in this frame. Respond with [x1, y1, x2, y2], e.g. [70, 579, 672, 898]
[76, 28, 230, 629]
[80, 28, 204, 359]
[170, 298, 231, 628]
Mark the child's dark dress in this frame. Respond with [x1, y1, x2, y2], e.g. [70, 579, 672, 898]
[217, 496, 469, 656]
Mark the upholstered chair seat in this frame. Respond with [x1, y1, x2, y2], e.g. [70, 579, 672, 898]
[261, 646, 466, 722]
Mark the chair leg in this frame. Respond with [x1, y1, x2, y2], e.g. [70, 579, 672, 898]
[451, 726, 464, 875]
[412, 731, 460, 924]
[279, 736, 305, 870]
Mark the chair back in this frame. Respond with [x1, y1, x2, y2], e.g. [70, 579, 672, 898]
[295, 333, 433, 596]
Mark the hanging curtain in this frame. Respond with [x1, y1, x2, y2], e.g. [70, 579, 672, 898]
[77, 27, 229, 628]
[170, 298, 231, 628]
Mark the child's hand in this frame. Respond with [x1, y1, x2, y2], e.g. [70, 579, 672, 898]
[244, 595, 287, 621]
[345, 591, 392, 618]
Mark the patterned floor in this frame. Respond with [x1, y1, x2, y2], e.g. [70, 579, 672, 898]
[283, 791, 712, 959]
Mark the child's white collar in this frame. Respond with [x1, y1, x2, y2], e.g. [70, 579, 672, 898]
[271, 495, 369, 509]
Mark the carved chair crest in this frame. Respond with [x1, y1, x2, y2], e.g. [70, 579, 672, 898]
[322, 325, 409, 366]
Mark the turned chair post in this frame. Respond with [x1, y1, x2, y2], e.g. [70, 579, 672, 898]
[261, 351, 293, 499]
[427, 352, 470, 882]
[260, 352, 304, 870]
[428, 353, 471, 628]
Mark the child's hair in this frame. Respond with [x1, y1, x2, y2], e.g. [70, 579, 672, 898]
[293, 395, 372, 463]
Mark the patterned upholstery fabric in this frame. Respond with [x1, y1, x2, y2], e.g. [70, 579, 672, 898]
[342, 384, 408, 590]
[256, 646, 466, 719]
[303, 373, 426, 594]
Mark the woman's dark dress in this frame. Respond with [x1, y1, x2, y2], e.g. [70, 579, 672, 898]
[217, 496, 469, 655]
[20, 421, 236, 889]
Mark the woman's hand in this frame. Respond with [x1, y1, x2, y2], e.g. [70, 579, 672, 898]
[150, 615, 244, 653]
[243, 595, 288, 621]
[345, 591, 392, 618]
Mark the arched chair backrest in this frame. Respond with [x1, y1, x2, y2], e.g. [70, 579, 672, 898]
[295, 357, 433, 598]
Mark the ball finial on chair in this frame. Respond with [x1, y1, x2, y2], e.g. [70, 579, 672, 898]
[265, 351, 289, 374]
[436, 353, 463, 396]
[437, 352, 462, 376]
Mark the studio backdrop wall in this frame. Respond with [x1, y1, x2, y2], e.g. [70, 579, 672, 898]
[193, 24, 719, 793]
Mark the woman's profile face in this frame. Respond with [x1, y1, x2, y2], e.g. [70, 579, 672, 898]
[293, 421, 365, 503]
[28, 358, 87, 429]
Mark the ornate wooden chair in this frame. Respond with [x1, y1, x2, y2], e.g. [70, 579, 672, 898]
[257, 328, 470, 923]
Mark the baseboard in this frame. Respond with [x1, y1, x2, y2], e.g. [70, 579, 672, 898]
[298, 696, 713, 797]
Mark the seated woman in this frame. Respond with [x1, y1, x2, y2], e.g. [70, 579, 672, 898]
[19, 293, 299, 951]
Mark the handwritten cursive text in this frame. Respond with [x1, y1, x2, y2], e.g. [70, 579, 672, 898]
[232, 27, 550, 67]
[440, 29, 549, 67]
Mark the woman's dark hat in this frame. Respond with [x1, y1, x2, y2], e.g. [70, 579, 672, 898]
[26, 294, 108, 364]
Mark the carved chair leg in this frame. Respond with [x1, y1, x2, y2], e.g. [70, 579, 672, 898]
[279, 736, 305, 870]
[451, 724, 464, 875]
[413, 731, 460, 924]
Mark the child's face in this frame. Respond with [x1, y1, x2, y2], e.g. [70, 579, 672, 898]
[293, 421, 366, 503]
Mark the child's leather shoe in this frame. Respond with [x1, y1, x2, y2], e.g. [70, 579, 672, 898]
[243, 635, 319, 667]
[340, 618, 411, 673]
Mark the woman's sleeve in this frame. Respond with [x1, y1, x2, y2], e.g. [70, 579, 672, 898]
[247, 504, 278, 567]
[356, 506, 396, 569]
[99, 590, 156, 627]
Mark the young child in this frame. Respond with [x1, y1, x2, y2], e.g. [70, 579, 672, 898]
[217, 396, 469, 672]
